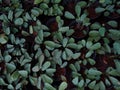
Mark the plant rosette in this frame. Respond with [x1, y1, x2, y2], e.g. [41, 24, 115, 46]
[95, 1, 120, 19]
[69, 21, 89, 40]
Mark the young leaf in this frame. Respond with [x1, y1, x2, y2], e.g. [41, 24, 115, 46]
[72, 77, 79, 85]
[41, 74, 53, 84]
[0, 35, 8, 44]
[14, 18, 23, 25]
[72, 53, 81, 59]
[44, 41, 61, 48]
[89, 43, 101, 50]
[18, 70, 28, 78]
[85, 50, 93, 58]
[88, 80, 96, 89]
[107, 20, 118, 28]
[109, 76, 120, 86]
[0, 77, 7, 85]
[32, 65, 39, 72]
[29, 76, 37, 86]
[45, 83, 56, 90]
[77, 1, 87, 8]
[42, 61, 51, 71]
[95, 7, 105, 13]
[113, 41, 120, 55]
[88, 68, 102, 75]
[8, 10, 13, 21]
[6, 63, 16, 73]
[62, 38, 68, 47]
[34, 0, 43, 4]
[75, 3, 81, 17]
[64, 11, 75, 19]
[58, 82, 68, 90]
[8, 84, 14, 90]
[99, 27, 106, 37]
[86, 41, 93, 49]
[99, 81, 105, 90]
[78, 79, 84, 88]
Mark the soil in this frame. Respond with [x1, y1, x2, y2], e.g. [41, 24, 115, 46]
[69, 21, 89, 39]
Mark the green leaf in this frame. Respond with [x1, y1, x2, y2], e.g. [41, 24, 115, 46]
[88, 68, 102, 75]
[4, 55, 11, 62]
[113, 41, 120, 55]
[64, 11, 75, 19]
[62, 51, 67, 60]
[6, 63, 16, 73]
[75, 3, 81, 17]
[78, 79, 84, 88]
[29, 76, 37, 86]
[72, 77, 79, 85]
[95, 7, 105, 13]
[18, 70, 28, 78]
[86, 41, 93, 49]
[80, 14, 87, 21]
[0, 35, 8, 44]
[105, 78, 111, 86]
[51, 0, 61, 3]
[69, 64, 77, 72]
[15, 10, 23, 18]
[58, 82, 68, 90]
[34, 0, 43, 4]
[45, 83, 56, 90]
[40, 3, 48, 9]
[44, 41, 61, 48]
[99, 27, 106, 37]
[42, 61, 51, 71]
[8, 84, 14, 90]
[14, 18, 23, 25]
[29, 25, 33, 34]
[99, 0, 105, 3]
[89, 43, 101, 50]
[66, 29, 74, 36]
[89, 31, 100, 37]
[59, 26, 69, 32]
[38, 54, 45, 68]
[62, 38, 68, 47]
[32, 65, 39, 72]
[15, 83, 22, 90]
[85, 50, 93, 58]
[72, 53, 81, 59]
[56, 32, 63, 42]
[99, 81, 105, 90]
[65, 48, 73, 56]
[114, 60, 120, 73]
[31, 9, 40, 17]
[88, 58, 96, 65]
[88, 80, 96, 89]
[77, 1, 87, 8]
[8, 10, 13, 21]
[11, 71, 20, 81]
[107, 20, 118, 28]
[90, 23, 101, 29]
[37, 77, 42, 89]
[0, 77, 7, 85]
[4, 27, 10, 35]
[109, 76, 120, 86]
[46, 68, 56, 76]
[41, 74, 53, 84]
